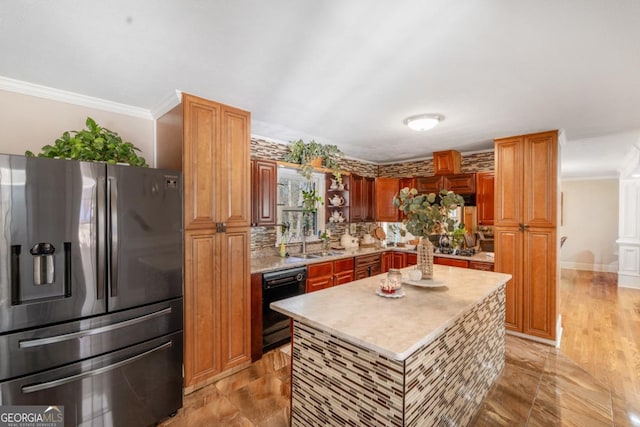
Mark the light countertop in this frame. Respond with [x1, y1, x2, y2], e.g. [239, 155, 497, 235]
[270, 265, 510, 361]
[251, 246, 494, 274]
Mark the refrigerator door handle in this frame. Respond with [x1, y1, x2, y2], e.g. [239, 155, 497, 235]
[18, 307, 173, 349]
[108, 177, 119, 297]
[21, 341, 173, 393]
[97, 177, 106, 300]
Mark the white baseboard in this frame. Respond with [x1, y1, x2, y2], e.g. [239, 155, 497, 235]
[618, 274, 640, 289]
[560, 261, 618, 273]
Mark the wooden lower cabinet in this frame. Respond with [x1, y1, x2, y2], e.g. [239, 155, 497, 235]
[334, 257, 355, 285]
[307, 261, 334, 293]
[407, 253, 417, 265]
[381, 252, 393, 273]
[434, 256, 469, 268]
[391, 252, 407, 269]
[494, 227, 524, 333]
[184, 229, 251, 389]
[355, 253, 381, 279]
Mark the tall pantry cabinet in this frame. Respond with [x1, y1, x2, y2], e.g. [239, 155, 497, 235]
[494, 130, 559, 342]
[156, 93, 251, 391]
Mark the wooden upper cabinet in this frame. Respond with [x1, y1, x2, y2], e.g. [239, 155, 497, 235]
[251, 159, 277, 226]
[183, 94, 221, 229]
[524, 132, 557, 227]
[375, 177, 399, 222]
[443, 173, 475, 194]
[220, 105, 251, 228]
[476, 172, 495, 226]
[494, 136, 524, 227]
[364, 177, 376, 222]
[495, 130, 557, 228]
[415, 176, 443, 194]
[433, 150, 461, 175]
[350, 174, 364, 222]
[415, 174, 475, 195]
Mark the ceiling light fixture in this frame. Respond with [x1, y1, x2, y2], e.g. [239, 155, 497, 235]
[404, 114, 444, 131]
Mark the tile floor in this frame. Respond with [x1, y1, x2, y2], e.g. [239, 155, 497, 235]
[161, 271, 640, 426]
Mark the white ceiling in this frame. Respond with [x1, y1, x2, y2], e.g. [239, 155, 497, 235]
[1, 0, 640, 177]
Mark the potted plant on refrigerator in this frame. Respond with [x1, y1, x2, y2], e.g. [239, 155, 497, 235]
[25, 117, 148, 167]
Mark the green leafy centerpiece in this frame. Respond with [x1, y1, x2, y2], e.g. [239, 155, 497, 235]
[394, 188, 464, 279]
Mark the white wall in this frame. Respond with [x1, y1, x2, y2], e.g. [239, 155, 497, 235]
[0, 89, 155, 165]
[559, 178, 619, 272]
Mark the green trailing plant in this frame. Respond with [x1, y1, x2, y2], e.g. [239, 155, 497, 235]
[394, 188, 465, 237]
[301, 185, 323, 233]
[25, 117, 148, 167]
[284, 139, 344, 184]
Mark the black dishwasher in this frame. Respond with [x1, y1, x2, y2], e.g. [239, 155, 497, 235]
[262, 266, 307, 352]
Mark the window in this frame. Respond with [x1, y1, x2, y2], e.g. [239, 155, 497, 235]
[276, 168, 326, 245]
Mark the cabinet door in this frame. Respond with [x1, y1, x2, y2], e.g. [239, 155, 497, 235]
[433, 150, 461, 175]
[369, 263, 382, 277]
[523, 228, 556, 340]
[375, 177, 399, 222]
[220, 105, 251, 227]
[334, 271, 354, 286]
[443, 173, 475, 194]
[407, 253, 417, 265]
[494, 137, 523, 227]
[350, 174, 364, 222]
[334, 257, 355, 273]
[523, 131, 557, 228]
[494, 227, 523, 332]
[184, 230, 220, 386]
[391, 252, 407, 269]
[251, 159, 277, 226]
[381, 252, 393, 273]
[476, 172, 495, 226]
[364, 177, 376, 222]
[219, 229, 251, 371]
[415, 176, 443, 194]
[183, 95, 221, 230]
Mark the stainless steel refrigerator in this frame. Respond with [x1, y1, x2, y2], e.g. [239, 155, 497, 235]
[0, 154, 184, 426]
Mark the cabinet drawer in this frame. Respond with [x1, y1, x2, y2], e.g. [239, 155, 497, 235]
[434, 257, 469, 268]
[334, 257, 355, 273]
[307, 275, 333, 293]
[334, 270, 354, 285]
[355, 253, 381, 268]
[308, 261, 334, 277]
[469, 261, 494, 271]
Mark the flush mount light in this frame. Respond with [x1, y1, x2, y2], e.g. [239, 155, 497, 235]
[403, 114, 444, 131]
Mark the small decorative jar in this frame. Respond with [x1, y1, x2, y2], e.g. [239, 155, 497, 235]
[387, 268, 403, 289]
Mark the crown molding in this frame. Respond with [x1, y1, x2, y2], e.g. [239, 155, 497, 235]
[0, 75, 152, 120]
[151, 90, 182, 119]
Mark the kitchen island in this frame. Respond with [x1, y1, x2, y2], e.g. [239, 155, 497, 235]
[271, 265, 511, 426]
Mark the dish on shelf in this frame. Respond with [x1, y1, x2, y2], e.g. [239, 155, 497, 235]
[402, 278, 447, 288]
[375, 288, 406, 298]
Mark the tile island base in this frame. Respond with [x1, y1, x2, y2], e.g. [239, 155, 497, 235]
[271, 266, 510, 426]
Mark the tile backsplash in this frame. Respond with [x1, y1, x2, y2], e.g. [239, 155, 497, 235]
[250, 138, 494, 256]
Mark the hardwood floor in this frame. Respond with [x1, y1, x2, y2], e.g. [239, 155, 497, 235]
[161, 269, 640, 426]
[559, 270, 640, 426]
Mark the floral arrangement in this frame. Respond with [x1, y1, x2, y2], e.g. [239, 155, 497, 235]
[394, 188, 465, 237]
